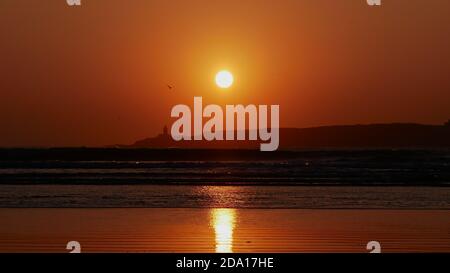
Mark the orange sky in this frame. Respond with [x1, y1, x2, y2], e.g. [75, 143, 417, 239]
[0, 0, 449, 147]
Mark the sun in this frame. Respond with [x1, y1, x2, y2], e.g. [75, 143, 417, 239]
[215, 70, 234, 89]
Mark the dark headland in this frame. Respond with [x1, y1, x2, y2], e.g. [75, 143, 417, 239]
[0, 123, 449, 162]
[131, 123, 450, 149]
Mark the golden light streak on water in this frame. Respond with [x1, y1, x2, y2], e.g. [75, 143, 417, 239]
[211, 208, 236, 253]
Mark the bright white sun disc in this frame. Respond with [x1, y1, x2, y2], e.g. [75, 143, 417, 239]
[215, 71, 234, 89]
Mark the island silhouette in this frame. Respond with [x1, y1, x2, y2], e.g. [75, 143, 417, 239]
[130, 122, 450, 149]
[1, 122, 449, 162]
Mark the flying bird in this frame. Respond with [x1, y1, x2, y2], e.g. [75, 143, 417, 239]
[167, 84, 174, 91]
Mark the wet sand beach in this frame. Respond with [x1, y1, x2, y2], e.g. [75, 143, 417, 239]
[0, 209, 448, 253]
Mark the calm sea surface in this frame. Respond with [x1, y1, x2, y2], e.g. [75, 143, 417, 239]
[0, 185, 449, 208]
[0, 151, 448, 252]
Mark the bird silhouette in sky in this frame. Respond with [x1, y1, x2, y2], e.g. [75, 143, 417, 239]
[167, 84, 174, 91]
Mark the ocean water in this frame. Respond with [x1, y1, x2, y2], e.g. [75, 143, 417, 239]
[0, 150, 449, 208]
[0, 152, 449, 253]
[0, 185, 449, 208]
[0, 151, 449, 186]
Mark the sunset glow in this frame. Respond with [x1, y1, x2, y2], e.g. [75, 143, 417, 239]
[1, 1, 449, 147]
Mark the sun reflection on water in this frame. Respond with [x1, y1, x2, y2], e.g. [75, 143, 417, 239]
[211, 208, 236, 253]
